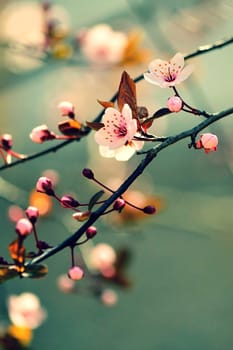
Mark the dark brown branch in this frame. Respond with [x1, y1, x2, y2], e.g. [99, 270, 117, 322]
[27, 106, 233, 266]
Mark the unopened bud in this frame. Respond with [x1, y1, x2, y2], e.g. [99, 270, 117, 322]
[72, 211, 90, 222]
[16, 218, 33, 236]
[1, 134, 13, 150]
[68, 266, 84, 281]
[86, 226, 97, 239]
[25, 206, 39, 224]
[36, 177, 55, 196]
[82, 168, 94, 179]
[30, 125, 56, 143]
[58, 101, 75, 118]
[142, 205, 156, 214]
[113, 198, 125, 212]
[60, 195, 80, 208]
[167, 96, 183, 112]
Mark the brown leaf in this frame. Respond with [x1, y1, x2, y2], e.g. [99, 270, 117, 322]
[8, 239, 25, 267]
[97, 100, 115, 109]
[86, 121, 104, 131]
[117, 71, 137, 119]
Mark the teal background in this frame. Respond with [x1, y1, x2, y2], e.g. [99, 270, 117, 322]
[0, 0, 233, 349]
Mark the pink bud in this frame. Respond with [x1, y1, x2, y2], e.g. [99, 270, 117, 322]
[25, 206, 39, 223]
[30, 125, 55, 143]
[16, 218, 33, 236]
[58, 101, 75, 118]
[167, 96, 183, 112]
[1, 133, 13, 150]
[82, 168, 94, 179]
[143, 205, 156, 214]
[200, 133, 218, 153]
[68, 266, 84, 280]
[60, 195, 80, 208]
[86, 226, 97, 239]
[36, 177, 55, 196]
[113, 198, 125, 211]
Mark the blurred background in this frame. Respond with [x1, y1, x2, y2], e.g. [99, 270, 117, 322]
[0, 0, 233, 349]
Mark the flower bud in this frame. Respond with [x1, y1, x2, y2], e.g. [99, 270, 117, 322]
[16, 218, 33, 236]
[167, 96, 183, 112]
[25, 206, 39, 224]
[200, 133, 218, 153]
[68, 266, 84, 280]
[1, 133, 13, 150]
[113, 198, 125, 212]
[36, 177, 55, 196]
[60, 195, 80, 208]
[86, 226, 97, 239]
[58, 101, 75, 118]
[57, 274, 75, 293]
[82, 168, 94, 179]
[72, 211, 90, 222]
[142, 205, 156, 214]
[30, 125, 56, 143]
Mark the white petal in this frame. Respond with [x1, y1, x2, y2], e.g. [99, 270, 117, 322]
[170, 52, 184, 70]
[143, 72, 166, 88]
[175, 64, 194, 84]
[132, 140, 144, 151]
[99, 145, 115, 158]
[114, 145, 136, 161]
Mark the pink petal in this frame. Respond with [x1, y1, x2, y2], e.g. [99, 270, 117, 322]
[170, 53, 184, 71]
[143, 72, 167, 87]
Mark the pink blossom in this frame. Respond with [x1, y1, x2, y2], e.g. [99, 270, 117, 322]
[16, 218, 33, 236]
[94, 104, 144, 161]
[89, 243, 116, 271]
[68, 266, 84, 280]
[167, 96, 183, 112]
[8, 292, 47, 329]
[144, 53, 193, 88]
[196, 133, 218, 154]
[30, 125, 55, 143]
[79, 24, 128, 65]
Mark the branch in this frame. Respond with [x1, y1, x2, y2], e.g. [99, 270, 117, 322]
[0, 36, 232, 172]
[28, 106, 233, 266]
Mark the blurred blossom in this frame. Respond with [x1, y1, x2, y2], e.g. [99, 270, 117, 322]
[57, 274, 75, 293]
[89, 243, 117, 271]
[8, 205, 24, 223]
[42, 169, 60, 186]
[79, 24, 128, 65]
[100, 289, 118, 306]
[8, 292, 47, 330]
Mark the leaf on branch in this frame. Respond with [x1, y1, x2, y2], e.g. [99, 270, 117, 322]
[0, 265, 18, 283]
[86, 121, 104, 131]
[141, 118, 154, 132]
[88, 190, 105, 212]
[117, 71, 137, 119]
[21, 264, 48, 279]
[151, 107, 172, 119]
[58, 119, 82, 136]
[97, 100, 115, 109]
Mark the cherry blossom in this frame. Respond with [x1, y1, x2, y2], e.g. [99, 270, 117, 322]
[94, 104, 144, 161]
[144, 52, 193, 88]
[79, 24, 128, 65]
[167, 96, 183, 112]
[8, 292, 47, 329]
[16, 218, 33, 236]
[30, 125, 56, 143]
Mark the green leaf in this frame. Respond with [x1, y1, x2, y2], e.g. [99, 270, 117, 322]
[88, 190, 105, 212]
